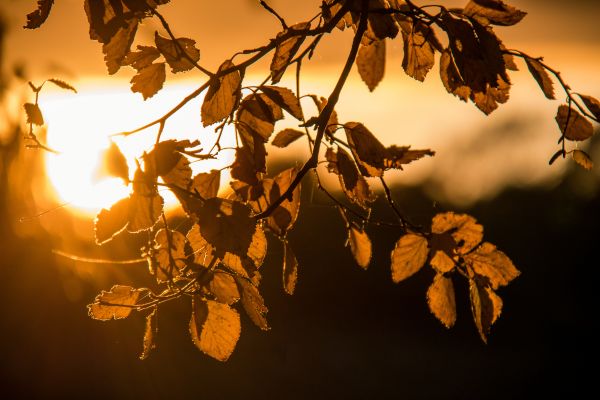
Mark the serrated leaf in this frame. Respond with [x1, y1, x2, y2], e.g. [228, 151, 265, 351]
[103, 17, 139, 75]
[272, 128, 305, 148]
[201, 60, 242, 126]
[469, 280, 503, 343]
[190, 297, 241, 361]
[161, 155, 192, 190]
[124, 45, 161, 71]
[47, 79, 77, 93]
[431, 212, 483, 254]
[192, 170, 221, 199]
[155, 32, 200, 73]
[390, 233, 428, 283]
[464, 242, 520, 289]
[187, 224, 217, 269]
[209, 272, 240, 305]
[130, 62, 166, 100]
[578, 94, 600, 120]
[348, 225, 371, 270]
[140, 308, 158, 360]
[154, 229, 187, 282]
[463, 0, 527, 26]
[88, 285, 141, 321]
[440, 48, 471, 103]
[259, 86, 304, 120]
[344, 122, 387, 177]
[572, 150, 593, 171]
[525, 58, 555, 100]
[401, 25, 435, 82]
[427, 274, 456, 328]
[94, 197, 130, 245]
[327, 147, 376, 210]
[283, 241, 298, 295]
[235, 276, 270, 330]
[356, 39, 386, 91]
[24, 103, 44, 126]
[555, 105, 594, 141]
[270, 22, 310, 84]
[24, 0, 54, 29]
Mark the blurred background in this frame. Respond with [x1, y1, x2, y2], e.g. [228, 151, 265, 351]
[0, 1, 599, 398]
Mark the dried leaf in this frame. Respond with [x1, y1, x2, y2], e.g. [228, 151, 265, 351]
[128, 193, 164, 233]
[272, 129, 305, 148]
[401, 25, 435, 82]
[427, 274, 456, 328]
[431, 212, 483, 254]
[235, 276, 270, 330]
[201, 60, 242, 126]
[525, 58, 555, 99]
[555, 105, 594, 141]
[47, 79, 77, 93]
[192, 170, 221, 199]
[161, 155, 192, 190]
[103, 17, 138, 75]
[344, 122, 387, 177]
[24, 0, 54, 29]
[154, 229, 187, 282]
[270, 22, 310, 84]
[469, 279, 503, 343]
[88, 285, 141, 321]
[209, 272, 240, 305]
[94, 197, 130, 245]
[464, 242, 520, 289]
[283, 241, 299, 295]
[187, 224, 217, 269]
[578, 94, 600, 120]
[390, 233, 428, 283]
[384, 145, 435, 170]
[440, 48, 471, 103]
[155, 33, 200, 73]
[124, 45, 161, 71]
[463, 0, 527, 27]
[268, 167, 302, 236]
[572, 150, 593, 171]
[140, 308, 158, 360]
[190, 297, 241, 361]
[328, 147, 376, 210]
[231, 147, 260, 186]
[356, 39, 386, 91]
[130, 62, 166, 100]
[260, 86, 304, 120]
[237, 93, 283, 142]
[348, 225, 371, 270]
[24, 103, 44, 126]
[309, 95, 339, 136]
[99, 141, 129, 184]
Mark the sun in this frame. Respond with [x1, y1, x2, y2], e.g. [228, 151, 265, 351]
[40, 79, 235, 215]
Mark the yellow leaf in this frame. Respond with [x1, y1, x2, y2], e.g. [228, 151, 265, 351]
[235, 276, 269, 330]
[190, 297, 241, 362]
[429, 250, 455, 274]
[356, 39, 386, 91]
[88, 285, 141, 321]
[348, 225, 371, 270]
[154, 229, 187, 283]
[283, 241, 298, 295]
[469, 279, 503, 343]
[130, 62, 166, 100]
[556, 105, 594, 141]
[431, 212, 483, 254]
[464, 242, 520, 289]
[128, 193, 164, 233]
[427, 274, 456, 328]
[390, 233, 428, 283]
[140, 308, 158, 360]
[201, 60, 242, 126]
[209, 272, 240, 305]
[186, 224, 218, 270]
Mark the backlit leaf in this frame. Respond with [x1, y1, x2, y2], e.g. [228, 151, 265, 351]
[154, 229, 187, 282]
[103, 17, 138, 74]
[469, 279, 503, 343]
[161, 155, 192, 190]
[88, 285, 141, 321]
[187, 224, 217, 269]
[555, 105, 594, 141]
[463, 0, 527, 27]
[268, 167, 302, 236]
[348, 225, 371, 270]
[272, 128, 305, 148]
[464, 242, 520, 289]
[578, 94, 600, 120]
[431, 212, 483, 254]
[344, 122, 386, 177]
[190, 297, 241, 361]
[427, 274, 456, 328]
[356, 39, 386, 91]
[192, 170, 221, 199]
[94, 197, 130, 245]
[283, 241, 299, 295]
[259, 86, 304, 120]
[128, 193, 164, 233]
[124, 45, 161, 71]
[572, 150, 593, 171]
[525, 58, 555, 99]
[99, 141, 129, 184]
[235, 276, 269, 330]
[237, 93, 283, 142]
[140, 308, 157, 360]
[401, 24, 435, 82]
[390, 233, 428, 283]
[270, 22, 310, 84]
[310, 95, 339, 136]
[384, 145, 435, 170]
[209, 272, 240, 305]
[327, 147, 376, 210]
[201, 60, 242, 126]
[155, 33, 200, 73]
[440, 48, 471, 103]
[24, 0, 54, 29]
[24, 103, 44, 126]
[130, 62, 166, 100]
[47, 78, 77, 93]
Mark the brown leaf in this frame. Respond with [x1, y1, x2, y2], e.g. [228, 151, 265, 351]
[161, 155, 192, 190]
[144, 139, 197, 177]
[328, 147, 376, 210]
[23, 103, 44, 126]
[268, 167, 302, 236]
[364, 0, 400, 43]
[260, 86, 304, 120]
[401, 24, 435, 82]
[124, 45, 161, 71]
[384, 145, 435, 170]
[231, 147, 261, 186]
[209, 272, 240, 305]
[440, 48, 471, 103]
[47, 78, 77, 93]
[427, 274, 457, 328]
[140, 308, 158, 360]
[201, 60, 242, 126]
[555, 105, 594, 141]
[190, 297, 241, 361]
[24, 0, 54, 29]
[572, 150, 593, 171]
[130, 62, 166, 100]
[192, 170, 221, 199]
[128, 193, 164, 233]
[309, 95, 339, 137]
[463, 0, 527, 27]
[348, 225, 372, 270]
[237, 93, 283, 142]
[390, 233, 428, 283]
[270, 22, 310, 84]
[103, 17, 138, 75]
[431, 212, 483, 255]
[155, 32, 200, 73]
[525, 58, 555, 100]
[88, 285, 141, 321]
[469, 279, 503, 343]
[235, 276, 270, 330]
[578, 94, 600, 120]
[154, 229, 187, 283]
[356, 39, 386, 91]
[99, 141, 129, 184]
[94, 197, 130, 245]
[344, 122, 387, 177]
[283, 241, 299, 295]
[464, 242, 520, 289]
[272, 129, 305, 148]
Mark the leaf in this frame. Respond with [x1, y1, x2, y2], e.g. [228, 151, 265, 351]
[235, 276, 270, 330]
[344, 122, 387, 177]
[47, 79, 77, 93]
[267, 167, 302, 236]
[155, 32, 200, 73]
[578, 94, 600, 120]
[259, 86, 304, 120]
[154, 229, 187, 282]
[23, 103, 44, 126]
[209, 272, 240, 305]
[464, 242, 520, 289]
[103, 17, 139, 75]
[99, 141, 129, 184]
[384, 145, 435, 170]
[84, 0, 153, 44]
[161, 155, 192, 190]
[429, 232, 457, 273]
[469, 279, 503, 343]
[24, 0, 54, 29]
[140, 308, 158, 360]
[427, 274, 457, 328]
[431, 212, 483, 255]
[124, 45, 161, 71]
[463, 0, 527, 27]
[201, 60, 242, 126]
[555, 105, 594, 141]
[144, 139, 198, 177]
[128, 193, 164, 232]
[348, 225, 371, 270]
[237, 93, 283, 142]
[270, 22, 310, 84]
[283, 241, 299, 295]
[187, 224, 217, 269]
[525, 58, 555, 100]
[130, 62, 166, 100]
[192, 170, 221, 199]
[88, 285, 141, 321]
[572, 150, 593, 171]
[440, 48, 471, 103]
[390, 233, 428, 283]
[272, 129, 305, 148]
[309, 95, 338, 137]
[231, 147, 260, 186]
[401, 25, 435, 82]
[94, 197, 130, 245]
[356, 39, 386, 91]
[190, 297, 241, 362]
[327, 147, 376, 210]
